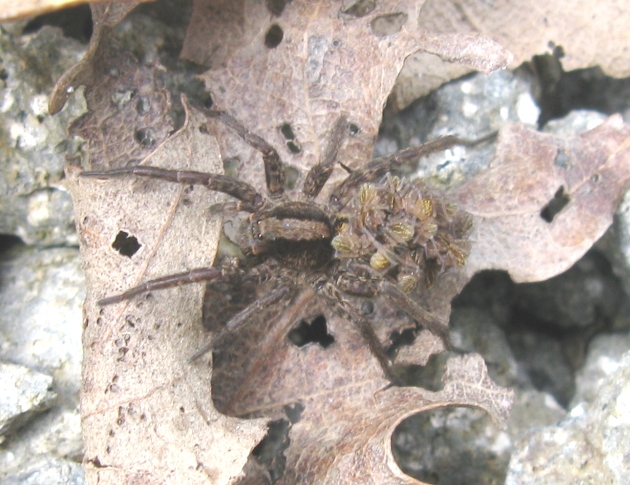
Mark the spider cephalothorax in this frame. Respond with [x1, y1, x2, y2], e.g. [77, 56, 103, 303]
[81, 106, 473, 382]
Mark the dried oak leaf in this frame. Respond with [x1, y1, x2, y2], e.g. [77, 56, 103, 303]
[457, 116, 630, 283]
[63, 1, 515, 484]
[50, 3, 141, 115]
[392, 0, 630, 108]
[50, 5, 174, 170]
[70, 100, 266, 484]
[187, 0, 511, 195]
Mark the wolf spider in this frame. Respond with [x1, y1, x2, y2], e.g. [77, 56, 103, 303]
[81, 106, 475, 383]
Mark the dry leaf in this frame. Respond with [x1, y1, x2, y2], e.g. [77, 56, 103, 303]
[58, 1, 518, 483]
[49, 3, 145, 117]
[392, 0, 630, 108]
[458, 116, 630, 282]
[71, 99, 266, 484]
[188, 0, 511, 195]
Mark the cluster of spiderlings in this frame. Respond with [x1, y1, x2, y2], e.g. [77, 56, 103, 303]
[332, 174, 472, 292]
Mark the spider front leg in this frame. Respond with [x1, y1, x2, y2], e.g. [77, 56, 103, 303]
[80, 166, 263, 212]
[329, 133, 495, 210]
[97, 267, 224, 305]
[334, 269, 451, 351]
[198, 107, 286, 197]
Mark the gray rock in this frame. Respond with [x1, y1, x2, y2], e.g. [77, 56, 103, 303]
[0, 244, 84, 482]
[511, 251, 625, 330]
[377, 68, 538, 185]
[571, 332, 630, 409]
[1, 454, 84, 485]
[506, 352, 630, 485]
[0, 363, 56, 440]
[0, 25, 86, 247]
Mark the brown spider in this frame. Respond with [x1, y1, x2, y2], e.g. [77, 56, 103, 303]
[80, 106, 475, 383]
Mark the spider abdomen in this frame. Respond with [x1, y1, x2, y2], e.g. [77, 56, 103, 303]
[332, 175, 472, 291]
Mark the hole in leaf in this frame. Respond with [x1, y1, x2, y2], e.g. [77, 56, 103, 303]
[134, 128, 155, 147]
[280, 123, 296, 140]
[265, 24, 284, 48]
[393, 407, 497, 484]
[349, 122, 360, 135]
[370, 12, 408, 37]
[112, 231, 141, 257]
[286, 140, 301, 154]
[279, 123, 301, 153]
[287, 315, 334, 348]
[251, 418, 291, 482]
[540, 186, 570, 222]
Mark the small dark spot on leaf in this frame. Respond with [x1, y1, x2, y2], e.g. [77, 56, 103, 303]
[112, 231, 141, 257]
[198, 123, 209, 134]
[540, 186, 570, 222]
[134, 128, 155, 147]
[180, 406, 185, 413]
[370, 12, 408, 37]
[287, 140, 301, 154]
[280, 123, 296, 140]
[0, 68, 8, 81]
[342, 0, 376, 18]
[591, 173, 601, 183]
[287, 315, 334, 348]
[265, 24, 284, 48]
[349, 123, 360, 135]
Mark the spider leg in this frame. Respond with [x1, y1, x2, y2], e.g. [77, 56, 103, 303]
[302, 115, 348, 198]
[199, 108, 286, 197]
[334, 267, 451, 349]
[97, 267, 225, 305]
[190, 284, 295, 361]
[80, 167, 263, 211]
[314, 278, 402, 385]
[378, 280, 452, 350]
[329, 133, 495, 211]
